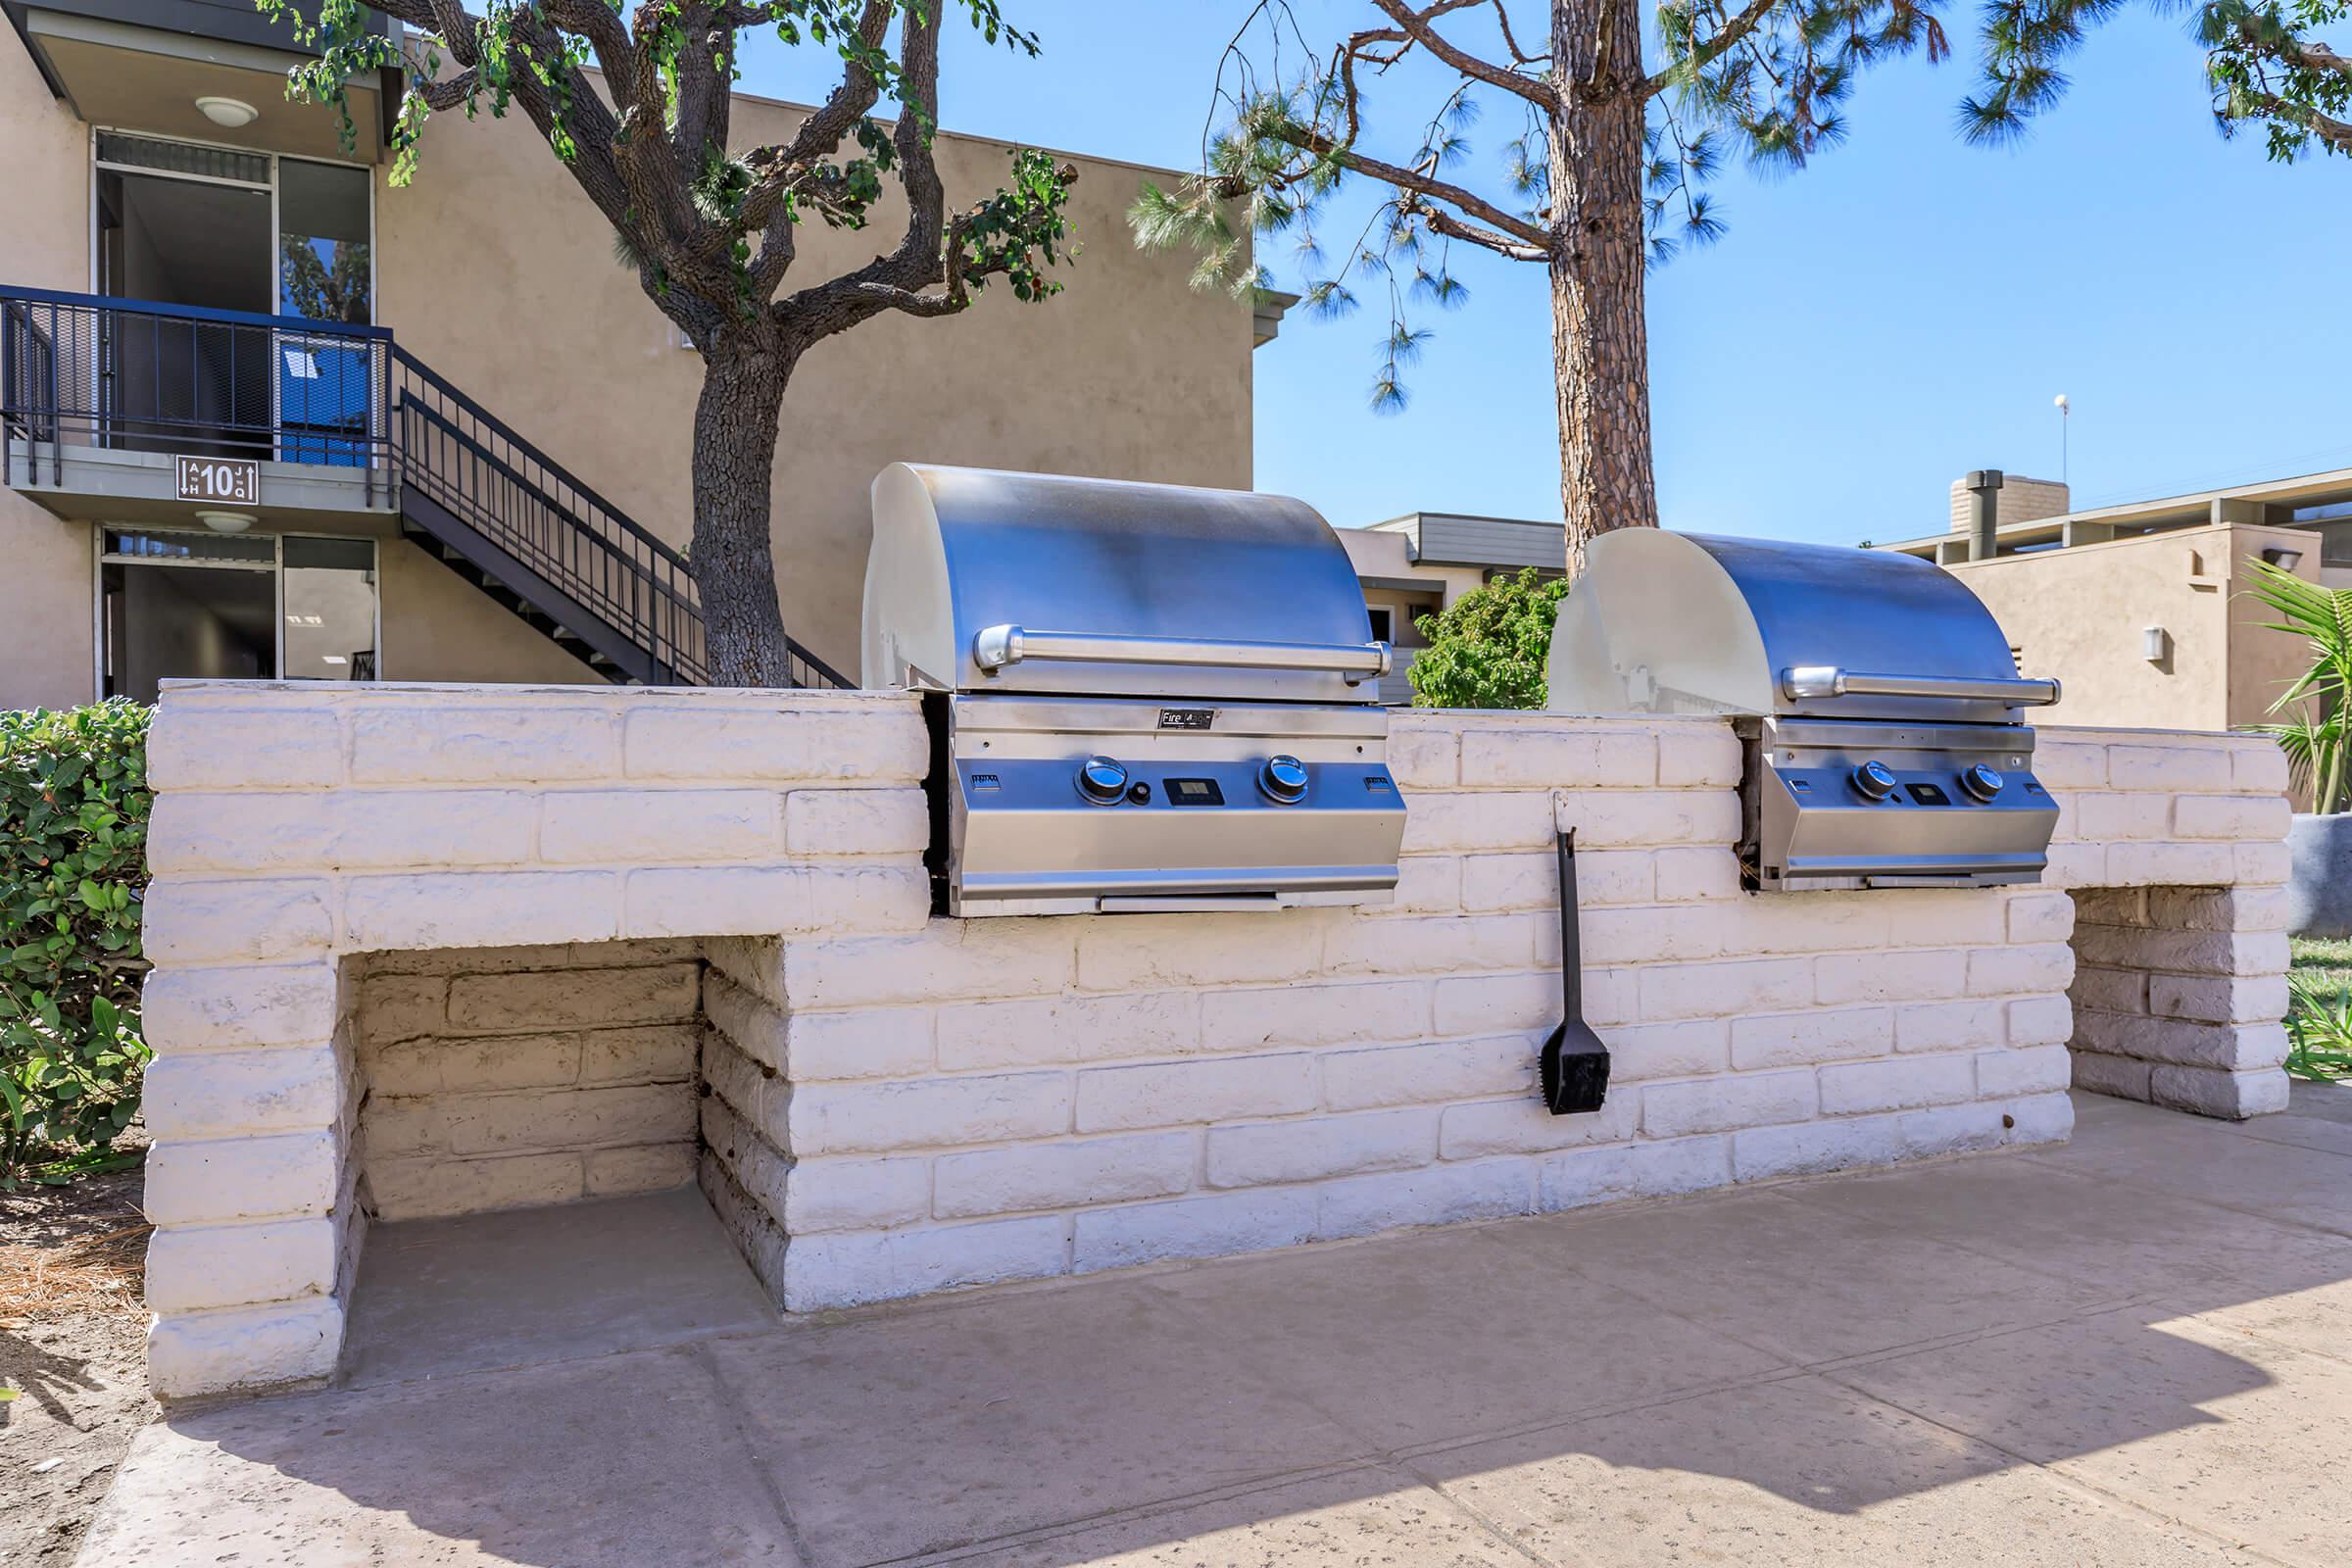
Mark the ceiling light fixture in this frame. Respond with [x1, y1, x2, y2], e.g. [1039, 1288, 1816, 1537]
[195, 95, 259, 128]
[194, 510, 256, 535]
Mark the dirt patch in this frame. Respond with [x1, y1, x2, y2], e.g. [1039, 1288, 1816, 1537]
[1, 1155, 154, 1567]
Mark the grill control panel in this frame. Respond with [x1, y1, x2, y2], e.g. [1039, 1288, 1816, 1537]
[1059, 758, 1328, 808]
[1737, 715, 2059, 892]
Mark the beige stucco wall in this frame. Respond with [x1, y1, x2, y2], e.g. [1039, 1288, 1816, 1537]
[2221, 524, 2326, 732]
[373, 90, 1254, 674]
[0, 30, 1252, 697]
[0, 26, 97, 710]
[1942, 527, 2239, 732]
[374, 536, 599, 685]
[1943, 522, 2325, 743]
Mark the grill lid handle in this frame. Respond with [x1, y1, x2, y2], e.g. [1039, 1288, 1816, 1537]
[974, 624, 1394, 684]
[1780, 665, 2062, 707]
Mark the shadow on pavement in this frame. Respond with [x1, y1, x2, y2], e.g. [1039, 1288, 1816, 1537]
[80, 1089, 2352, 1567]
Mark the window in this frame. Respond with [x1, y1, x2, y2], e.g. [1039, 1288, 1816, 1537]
[277, 160, 372, 325]
[1367, 607, 1395, 642]
[99, 529, 378, 701]
[281, 536, 378, 681]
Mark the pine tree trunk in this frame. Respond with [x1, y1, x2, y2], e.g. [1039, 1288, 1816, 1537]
[1549, 0, 1660, 572]
[690, 339, 797, 688]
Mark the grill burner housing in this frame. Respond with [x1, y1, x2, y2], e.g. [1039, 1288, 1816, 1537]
[1545, 530, 2061, 891]
[863, 464, 1405, 916]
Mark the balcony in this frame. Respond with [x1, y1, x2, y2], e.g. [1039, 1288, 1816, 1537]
[2, 286, 394, 528]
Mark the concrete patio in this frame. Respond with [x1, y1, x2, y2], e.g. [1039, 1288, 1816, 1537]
[79, 1086, 2352, 1566]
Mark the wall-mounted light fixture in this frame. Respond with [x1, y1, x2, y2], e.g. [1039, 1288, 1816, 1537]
[195, 96, 259, 128]
[2142, 625, 2170, 663]
[2261, 546, 2305, 570]
[194, 510, 255, 535]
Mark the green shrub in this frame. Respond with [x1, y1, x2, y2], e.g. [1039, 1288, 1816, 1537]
[0, 702, 152, 1186]
[1406, 566, 1572, 710]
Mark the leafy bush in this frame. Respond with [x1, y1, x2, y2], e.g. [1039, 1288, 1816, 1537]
[1, 703, 152, 1185]
[2245, 560, 2352, 813]
[1406, 566, 1572, 710]
[2287, 937, 2352, 1082]
[2286, 976, 2352, 1081]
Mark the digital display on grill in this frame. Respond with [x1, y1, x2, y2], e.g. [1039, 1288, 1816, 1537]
[1906, 783, 1951, 806]
[1164, 778, 1224, 806]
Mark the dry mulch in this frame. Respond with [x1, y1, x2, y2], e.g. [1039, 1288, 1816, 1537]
[1, 1153, 155, 1567]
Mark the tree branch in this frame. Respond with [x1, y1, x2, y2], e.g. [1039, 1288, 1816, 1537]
[1485, 0, 1545, 66]
[735, 0, 894, 251]
[2236, 83, 2352, 151]
[1417, 202, 1546, 260]
[1268, 118, 1551, 250]
[671, 1, 735, 165]
[2286, 36, 2352, 76]
[1369, 0, 1556, 108]
[414, 66, 481, 111]
[1645, 0, 1783, 102]
[774, 2, 955, 343]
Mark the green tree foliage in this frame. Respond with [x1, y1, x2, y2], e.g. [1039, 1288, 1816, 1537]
[255, 0, 1077, 684]
[0, 704, 152, 1186]
[1967, 0, 2352, 161]
[1406, 567, 1571, 709]
[2246, 559, 2352, 812]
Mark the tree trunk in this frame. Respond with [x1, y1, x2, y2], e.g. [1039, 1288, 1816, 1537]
[1549, 0, 1660, 572]
[690, 338, 797, 687]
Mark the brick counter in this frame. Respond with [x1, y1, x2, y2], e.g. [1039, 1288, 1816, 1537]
[134, 684, 2290, 1397]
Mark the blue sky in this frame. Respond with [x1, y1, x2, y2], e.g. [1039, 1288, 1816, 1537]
[743, 4, 2352, 545]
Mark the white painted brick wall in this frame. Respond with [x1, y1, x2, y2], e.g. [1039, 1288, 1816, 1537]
[351, 943, 702, 1222]
[134, 693, 2291, 1398]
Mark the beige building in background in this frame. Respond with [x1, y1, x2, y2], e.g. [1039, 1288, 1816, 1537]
[1876, 470, 2352, 736]
[0, 2, 1258, 710]
[1339, 512, 1566, 703]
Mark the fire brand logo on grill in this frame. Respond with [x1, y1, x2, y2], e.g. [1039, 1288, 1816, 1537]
[1157, 709, 1215, 730]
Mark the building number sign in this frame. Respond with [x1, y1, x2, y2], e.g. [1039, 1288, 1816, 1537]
[175, 456, 260, 507]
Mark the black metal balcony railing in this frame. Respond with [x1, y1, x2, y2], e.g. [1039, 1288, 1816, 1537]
[0, 288, 393, 497]
[0, 285, 847, 689]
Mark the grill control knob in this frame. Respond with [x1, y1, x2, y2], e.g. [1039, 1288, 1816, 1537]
[1076, 756, 1128, 806]
[1850, 760, 1898, 802]
[1259, 755, 1309, 805]
[1960, 762, 2005, 803]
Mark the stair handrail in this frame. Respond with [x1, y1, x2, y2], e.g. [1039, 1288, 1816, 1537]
[389, 346, 694, 576]
[390, 346, 854, 688]
[397, 400, 708, 684]
[398, 400, 709, 679]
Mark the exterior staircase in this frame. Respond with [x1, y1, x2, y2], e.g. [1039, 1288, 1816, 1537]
[0, 284, 847, 689]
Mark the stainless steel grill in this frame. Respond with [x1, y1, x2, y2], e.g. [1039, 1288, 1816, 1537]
[863, 464, 1405, 916]
[1545, 530, 2061, 890]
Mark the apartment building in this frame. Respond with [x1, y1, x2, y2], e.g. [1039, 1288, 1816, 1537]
[0, 1, 1259, 709]
[1875, 470, 2351, 733]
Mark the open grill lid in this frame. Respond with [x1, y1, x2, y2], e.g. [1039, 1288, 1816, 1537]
[863, 464, 1389, 705]
[1546, 530, 2057, 726]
